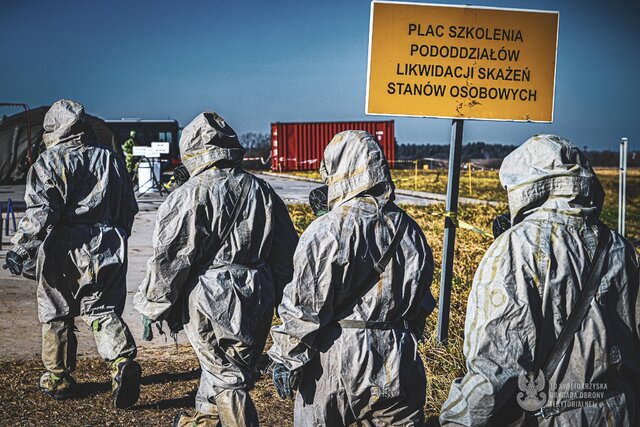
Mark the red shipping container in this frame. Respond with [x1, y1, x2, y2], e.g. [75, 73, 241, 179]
[271, 121, 395, 171]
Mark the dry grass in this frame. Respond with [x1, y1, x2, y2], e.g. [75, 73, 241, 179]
[592, 168, 640, 239]
[282, 168, 505, 201]
[395, 204, 504, 415]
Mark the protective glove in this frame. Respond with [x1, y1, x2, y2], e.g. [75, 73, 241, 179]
[492, 213, 511, 239]
[173, 165, 190, 187]
[142, 315, 154, 341]
[309, 185, 328, 217]
[272, 362, 300, 400]
[3, 250, 25, 275]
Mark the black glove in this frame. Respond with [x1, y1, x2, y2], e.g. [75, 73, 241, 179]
[272, 362, 300, 400]
[3, 250, 25, 275]
[309, 185, 328, 217]
[142, 315, 154, 341]
[173, 165, 190, 187]
[492, 213, 511, 239]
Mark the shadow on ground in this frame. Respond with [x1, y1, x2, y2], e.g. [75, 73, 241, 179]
[0, 345, 294, 426]
[0, 344, 445, 426]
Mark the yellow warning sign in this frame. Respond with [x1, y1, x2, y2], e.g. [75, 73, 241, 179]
[366, 1, 559, 122]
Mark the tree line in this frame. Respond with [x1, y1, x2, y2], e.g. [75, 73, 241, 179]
[396, 141, 639, 168]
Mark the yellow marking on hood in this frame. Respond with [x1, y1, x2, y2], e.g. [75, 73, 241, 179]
[326, 163, 370, 185]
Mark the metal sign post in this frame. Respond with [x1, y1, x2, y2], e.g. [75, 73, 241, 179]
[618, 137, 628, 236]
[437, 119, 464, 344]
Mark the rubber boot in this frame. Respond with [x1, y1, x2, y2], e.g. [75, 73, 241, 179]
[39, 371, 77, 400]
[173, 410, 220, 427]
[111, 357, 142, 409]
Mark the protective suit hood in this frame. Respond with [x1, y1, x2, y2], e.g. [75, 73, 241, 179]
[499, 134, 604, 224]
[319, 130, 395, 209]
[42, 99, 93, 148]
[179, 112, 245, 175]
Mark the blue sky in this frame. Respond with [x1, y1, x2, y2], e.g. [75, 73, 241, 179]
[1, 0, 638, 150]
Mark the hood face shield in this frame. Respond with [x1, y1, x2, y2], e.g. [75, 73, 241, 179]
[500, 134, 604, 223]
[172, 165, 191, 187]
[309, 185, 328, 217]
[179, 112, 246, 175]
[42, 99, 91, 148]
[320, 130, 394, 210]
[492, 213, 512, 238]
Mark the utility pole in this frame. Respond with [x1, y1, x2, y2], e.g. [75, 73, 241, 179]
[618, 138, 628, 236]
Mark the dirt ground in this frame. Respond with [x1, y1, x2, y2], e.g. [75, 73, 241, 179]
[0, 345, 295, 426]
[0, 344, 445, 427]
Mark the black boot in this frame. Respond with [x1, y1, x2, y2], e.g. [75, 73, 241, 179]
[111, 357, 142, 409]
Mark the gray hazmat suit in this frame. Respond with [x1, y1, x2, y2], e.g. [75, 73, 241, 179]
[440, 135, 640, 426]
[134, 112, 298, 425]
[269, 130, 436, 426]
[10, 99, 139, 378]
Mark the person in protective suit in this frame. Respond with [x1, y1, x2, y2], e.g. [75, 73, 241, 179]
[134, 112, 298, 427]
[440, 135, 640, 426]
[3, 99, 141, 408]
[268, 130, 436, 426]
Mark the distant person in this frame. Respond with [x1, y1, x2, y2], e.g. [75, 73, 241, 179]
[3, 99, 141, 408]
[123, 130, 138, 174]
[268, 130, 435, 426]
[134, 112, 298, 427]
[440, 135, 640, 425]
